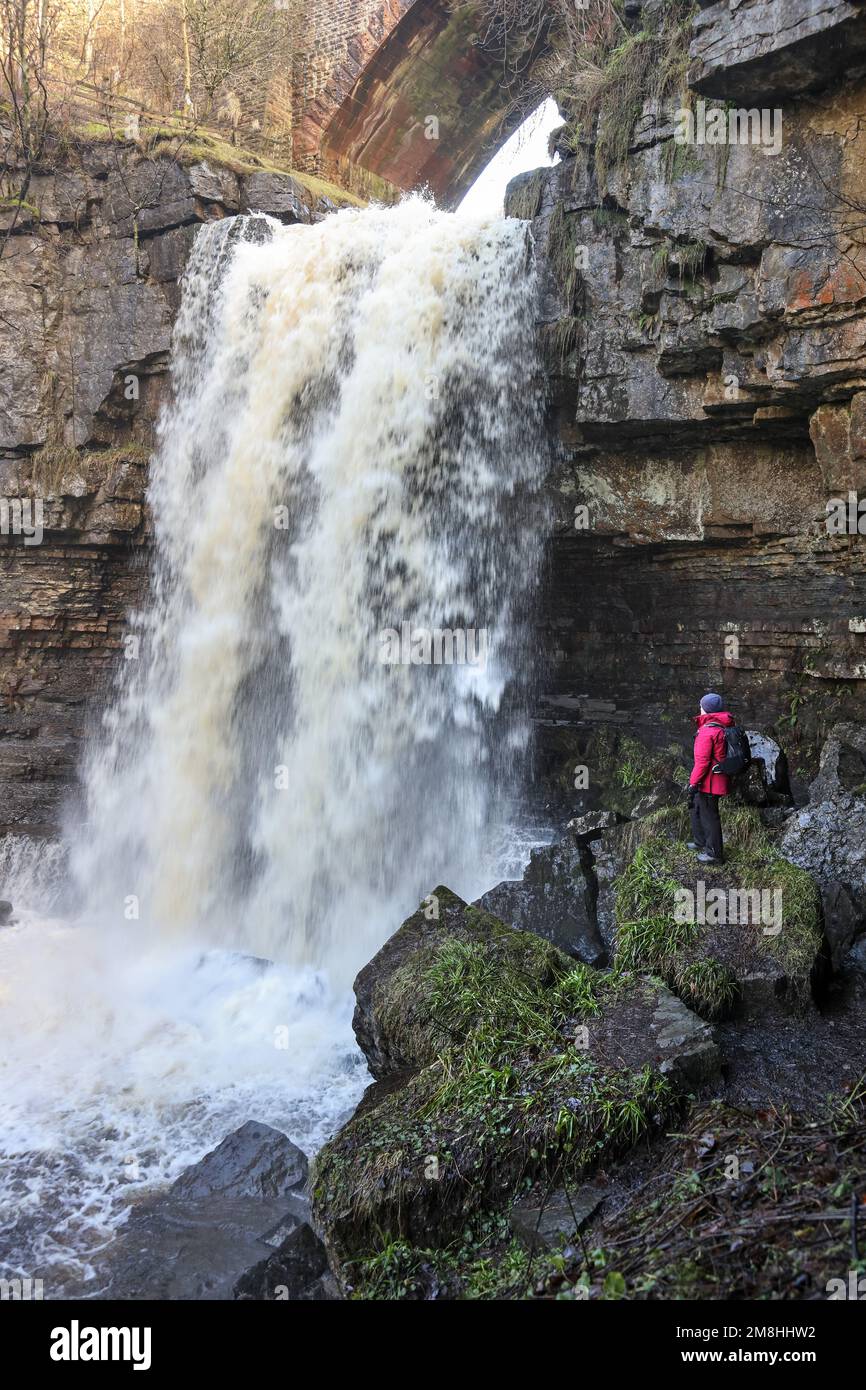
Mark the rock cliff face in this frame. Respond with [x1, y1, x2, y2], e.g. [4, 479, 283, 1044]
[3, 4, 866, 839]
[508, 0, 866, 812]
[0, 141, 343, 834]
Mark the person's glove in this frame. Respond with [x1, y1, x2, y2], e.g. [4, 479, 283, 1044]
[687, 785, 697, 808]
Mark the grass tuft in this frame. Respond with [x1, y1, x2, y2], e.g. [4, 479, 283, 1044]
[614, 807, 822, 1017]
[313, 911, 677, 1277]
[542, 1, 696, 188]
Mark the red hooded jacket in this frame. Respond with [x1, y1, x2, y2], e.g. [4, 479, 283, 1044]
[690, 710, 734, 795]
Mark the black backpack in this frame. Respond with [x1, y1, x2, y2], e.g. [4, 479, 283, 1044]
[708, 722, 752, 776]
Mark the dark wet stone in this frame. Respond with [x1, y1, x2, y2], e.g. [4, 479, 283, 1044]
[97, 1123, 318, 1300]
[630, 779, 682, 819]
[233, 1218, 330, 1300]
[169, 1121, 308, 1200]
[510, 1187, 604, 1251]
[100, 1194, 321, 1300]
[476, 840, 606, 965]
[566, 809, 625, 839]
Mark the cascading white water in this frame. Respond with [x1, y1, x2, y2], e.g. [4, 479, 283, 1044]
[0, 198, 547, 1294]
[74, 199, 546, 972]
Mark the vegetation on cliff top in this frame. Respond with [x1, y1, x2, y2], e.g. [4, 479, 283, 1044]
[551, 0, 695, 184]
[476, 0, 696, 186]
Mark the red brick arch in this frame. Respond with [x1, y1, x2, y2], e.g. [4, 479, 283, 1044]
[292, 0, 547, 207]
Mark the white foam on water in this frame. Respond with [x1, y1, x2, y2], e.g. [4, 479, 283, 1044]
[0, 922, 363, 1292]
[0, 197, 546, 1294]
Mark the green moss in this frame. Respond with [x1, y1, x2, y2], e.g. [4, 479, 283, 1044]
[614, 808, 822, 1017]
[313, 917, 676, 1277]
[550, 1, 696, 188]
[0, 194, 40, 218]
[75, 119, 366, 208]
[145, 128, 366, 206]
[650, 241, 670, 278]
[663, 138, 703, 181]
[73, 120, 122, 143]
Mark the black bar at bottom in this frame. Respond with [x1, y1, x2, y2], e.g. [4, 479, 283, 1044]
[4, 1295, 861, 1375]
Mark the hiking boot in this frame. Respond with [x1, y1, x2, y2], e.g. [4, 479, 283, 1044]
[686, 841, 703, 851]
[696, 851, 723, 864]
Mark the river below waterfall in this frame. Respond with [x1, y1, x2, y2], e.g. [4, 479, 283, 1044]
[0, 199, 548, 1297]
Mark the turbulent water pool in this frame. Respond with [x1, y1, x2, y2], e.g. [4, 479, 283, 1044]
[0, 848, 367, 1294]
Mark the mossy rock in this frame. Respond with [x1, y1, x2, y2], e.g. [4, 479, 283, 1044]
[313, 889, 713, 1286]
[613, 806, 824, 1020]
[352, 886, 569, 1080]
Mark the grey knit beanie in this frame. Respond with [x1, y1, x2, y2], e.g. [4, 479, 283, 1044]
[700, 692, 723, 713]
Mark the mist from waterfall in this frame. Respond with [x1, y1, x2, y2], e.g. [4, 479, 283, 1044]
[0, 198, 547, 1292]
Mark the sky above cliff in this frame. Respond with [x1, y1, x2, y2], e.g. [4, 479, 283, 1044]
[460, 98, 560, 218]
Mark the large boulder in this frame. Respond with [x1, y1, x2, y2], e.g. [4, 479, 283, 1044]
[314, 888, 717, 1289]
[611, 806, 824, 1018]
[100, 1194, 326, 1301]
[735, 732, 791, 806]
[352, 887, 574, 1080]
[99, 1123, 321, 1300]
[169, 1120, 308, 1199]
[475, 839, 606, 965]
[100, 1195, 328, 1301]
[780, 723, 866, 966]
[806, 722, 866, 803]
[233, 1217, 334, 1301]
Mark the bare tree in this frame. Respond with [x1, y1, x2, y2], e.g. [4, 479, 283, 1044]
[184, 0, 292, 127]
[0, 0, 60, 263]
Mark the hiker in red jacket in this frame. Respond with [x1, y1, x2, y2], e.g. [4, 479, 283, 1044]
[687, 692, 732, 864]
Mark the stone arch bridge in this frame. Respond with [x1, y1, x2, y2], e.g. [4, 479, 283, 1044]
[289, 0, 548, 206]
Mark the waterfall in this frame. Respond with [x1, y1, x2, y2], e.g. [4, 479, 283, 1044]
[0, 198, 546, 1293]
[72, 198, 546, 982]
[0, 836, 67, 915]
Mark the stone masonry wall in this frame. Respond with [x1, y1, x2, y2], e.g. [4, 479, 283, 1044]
[291, 0, 415, 175]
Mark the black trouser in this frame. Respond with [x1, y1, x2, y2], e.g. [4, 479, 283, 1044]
[690, 792, 724, 860]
